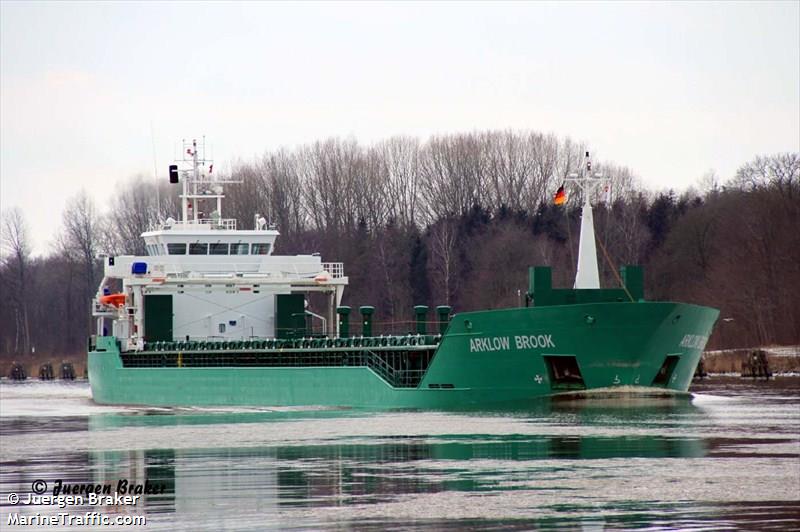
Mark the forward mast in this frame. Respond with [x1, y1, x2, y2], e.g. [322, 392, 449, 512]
[565, 152, 609, 289]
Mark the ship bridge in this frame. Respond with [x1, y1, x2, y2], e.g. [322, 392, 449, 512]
[93, 138, 347, 352]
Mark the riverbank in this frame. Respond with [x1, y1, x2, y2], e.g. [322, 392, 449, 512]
[1, 352, 86, 380]
[701, 346, 800, 375]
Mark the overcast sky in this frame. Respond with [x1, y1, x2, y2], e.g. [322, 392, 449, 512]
[1, 1, 798, 255]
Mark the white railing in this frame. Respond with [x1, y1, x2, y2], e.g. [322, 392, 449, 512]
[322, 262, 345, 278]
[195, 218, 237, 230]
[158, 218, 238, 231]
[144, 261, 345, 280]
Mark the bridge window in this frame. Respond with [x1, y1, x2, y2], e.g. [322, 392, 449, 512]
[210, 243, 229, 255]
[167, 243, 187, 255]
[230, 243, 249, 255]
[189, 243, 208, 255]
[252, 243, 270, 255]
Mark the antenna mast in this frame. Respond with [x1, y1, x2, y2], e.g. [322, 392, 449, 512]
[150, 122, 161, 223]
[174, 137, 241, 228]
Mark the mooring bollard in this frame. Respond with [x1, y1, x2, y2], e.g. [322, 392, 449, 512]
[61, 362, 76, 380]
[39, 363, 54, 381]
[741, 350, 772, 380]
[9, 362, 26, 381]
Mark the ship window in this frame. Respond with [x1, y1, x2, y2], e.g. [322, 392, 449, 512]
[167, 243, 187, 255]
[189, 243, 208, 255]
[230, 243, 249, 255]
[218, 323, 226, 333]
[252, 243, 270, 255]
[210, 243, 229, 255]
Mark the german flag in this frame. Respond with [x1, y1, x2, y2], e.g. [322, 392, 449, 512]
[553, 184, 567, 205]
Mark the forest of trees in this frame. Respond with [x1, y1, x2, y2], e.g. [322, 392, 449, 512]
[1, 130, 798, 361]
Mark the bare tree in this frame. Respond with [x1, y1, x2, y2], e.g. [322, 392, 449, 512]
[484, 130, 536, 211]
[524, 132, 561, 211]
[732, 153, 800, 196]
[226, 161, 269, 230]
[1, 208, 32, 355]
[103, 175, 163, 255]
[419, 133, 486, 223]
[300, 138, 367, 234]
[379, 136, 421, 228]
[427, 218, 459, 306]
[60, 191, 101, 304]
[362, 145, 391, 230]
[263, 149, 307, 240]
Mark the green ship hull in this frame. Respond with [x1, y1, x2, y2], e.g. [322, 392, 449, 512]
[89, 301, 719, 409]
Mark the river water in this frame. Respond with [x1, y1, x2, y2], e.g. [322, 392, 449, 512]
[1, 378, 798, 530]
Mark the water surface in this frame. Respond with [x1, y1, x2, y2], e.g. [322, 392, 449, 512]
[1, 378, 798, 530]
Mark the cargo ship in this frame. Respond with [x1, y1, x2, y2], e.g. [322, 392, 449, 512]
[88, 141, 719, 408]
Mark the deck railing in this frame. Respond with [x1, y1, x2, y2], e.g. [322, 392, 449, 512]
[159, 218, 238, 230]
[321, 263, 345, 278]
[122, 343, 437, 389]
[144, 261, 345, 280]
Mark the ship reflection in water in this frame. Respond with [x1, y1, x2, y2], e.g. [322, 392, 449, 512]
[1, 379, 798, 530]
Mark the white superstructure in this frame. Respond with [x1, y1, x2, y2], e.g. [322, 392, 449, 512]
[93, 139, 348, 352]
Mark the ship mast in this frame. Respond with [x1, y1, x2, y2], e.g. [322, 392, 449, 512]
[566, 151, 609, 289]
[171, 138, 241, 228]
[178, 138, 215, 224]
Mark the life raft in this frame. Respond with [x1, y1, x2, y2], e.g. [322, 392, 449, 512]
[99, 293, 126, 308]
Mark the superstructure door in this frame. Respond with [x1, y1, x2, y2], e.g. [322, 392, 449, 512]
[275, 294, 305, 339]
[144, 294, 173, 342]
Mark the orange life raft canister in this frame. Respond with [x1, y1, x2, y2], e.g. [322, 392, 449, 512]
[99, 293, 126, 308]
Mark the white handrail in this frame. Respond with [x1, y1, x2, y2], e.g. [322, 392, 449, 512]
[147, 261, 345, 279]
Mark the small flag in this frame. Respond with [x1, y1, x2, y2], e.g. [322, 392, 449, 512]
[554, 184, 567, 205]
